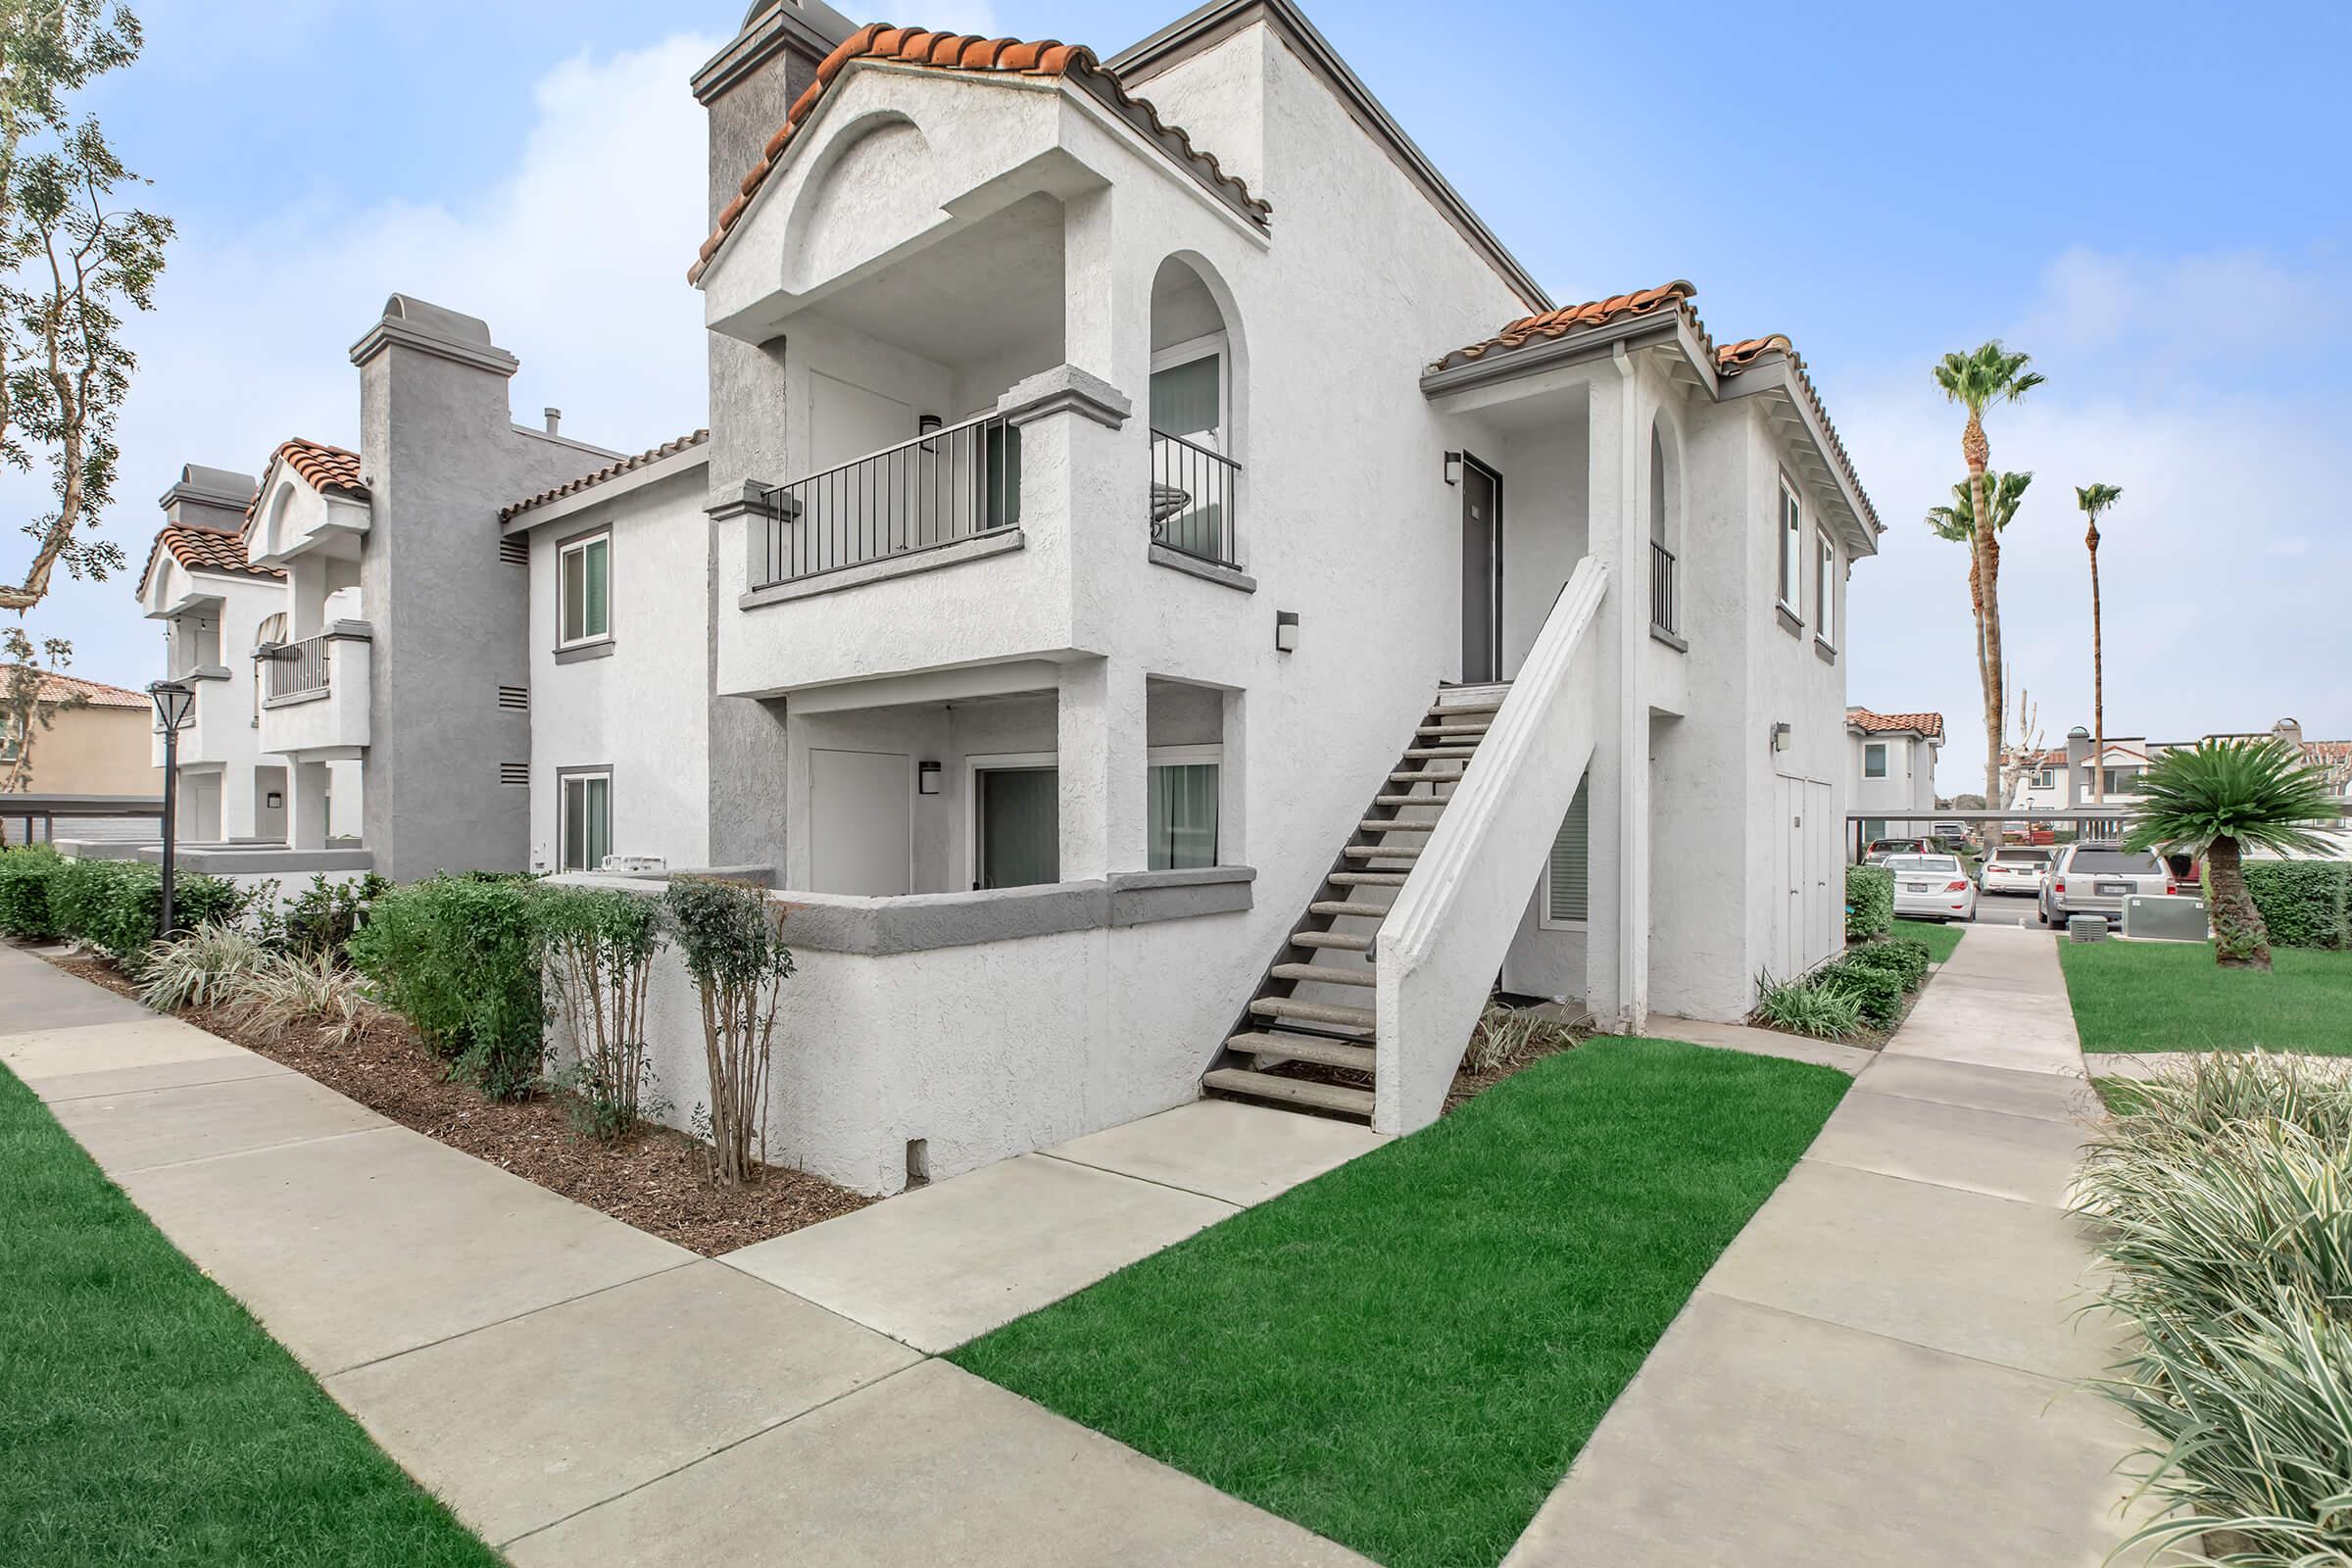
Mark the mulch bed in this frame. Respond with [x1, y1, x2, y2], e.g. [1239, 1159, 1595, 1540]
[38, 949, 870, 1256]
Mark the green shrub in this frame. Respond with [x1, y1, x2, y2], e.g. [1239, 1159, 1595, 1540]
[348, 875, 544, 1100]
[0, 844, 64, 939]
[1844, 863, 1893, 942]
[662, 876, 793, 1186]
[1816, 959, 1903, 1027]
[282, 871, 393, 961]
[47, 857, 245, 969]
[138, 922, 271, 1012]
[1751, 971, 1865, 1040]
[537, 884, 665, 1142]
[2075, 1053, 2352, 1560]
[2238, 860, 2351, 952]
[1845, 935, 1932, 992]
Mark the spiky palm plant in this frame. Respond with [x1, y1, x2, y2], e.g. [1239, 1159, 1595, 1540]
[2075, 483, 2125, 802]
[2126, 738, 2340, 969]
[1933, 343, 2046, 816]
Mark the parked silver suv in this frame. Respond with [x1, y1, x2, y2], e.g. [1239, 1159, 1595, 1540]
[2037, 842, 2174, 927]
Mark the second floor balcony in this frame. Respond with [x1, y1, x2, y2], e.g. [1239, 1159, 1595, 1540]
[258, 622, 371, 759]
[150, 664, 236, 770]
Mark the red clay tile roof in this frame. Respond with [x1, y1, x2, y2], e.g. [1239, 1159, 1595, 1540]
[500, 429, 710, 521]
[136, 521, 285, 599]
[689, 23, 1270, 284]
[1433, 281, 1695, 370]
[1431, 283, 1882, 537]
[6, 668, 152, 709]
[246, 438, 367, 519]
[1848, 708, 1945, 740]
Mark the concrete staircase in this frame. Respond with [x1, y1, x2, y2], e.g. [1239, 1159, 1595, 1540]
[1203, 684, 1508, 1121]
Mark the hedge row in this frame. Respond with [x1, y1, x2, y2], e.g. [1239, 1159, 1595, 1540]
[1845, 863, 1893, 942]
[0, 847, 244, 967]
[2239, 860, 2351, 952]
[346, 873, 546, 1101]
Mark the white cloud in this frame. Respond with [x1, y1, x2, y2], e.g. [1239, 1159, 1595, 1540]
[1838, 245, 2352, 798]
[3, 32, 719, 682]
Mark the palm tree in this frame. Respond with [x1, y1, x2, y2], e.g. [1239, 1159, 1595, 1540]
[1926, 470, 2033, 741]
[2075, 483, 2124, 803]
[1933, 343, 2046, 817]
[2125, 738, 2339, 970]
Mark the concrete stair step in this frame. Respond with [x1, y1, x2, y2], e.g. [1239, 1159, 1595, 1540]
[1310, 900, 1391, 918]
[1272, 960, 1375, 989]
[1373, 791, 1452, 807]
[1203, 1067, 1375, 1118]
[1344, 845, 1421, 861]
[1328, 871, 1407, 888]
[1388, 768, 1465, 784]
[1250, 996, 1376, 1030]
[1359, 817, 1435, 833]
[1427, 699, 1504, 717]
[1416, 721, 1491, 738]
[1291, 930, 1372, 952]
[1226, 1032, 1377, 1072]
[1401, 746, 1478, 760]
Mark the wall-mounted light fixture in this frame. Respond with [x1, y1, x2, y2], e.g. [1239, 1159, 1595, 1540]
[916, 413, 942, 454]
[1443, 451, 1463, 487]
[1771, 721, 1792, 754]
[1275, 611, 1300, 654]
[917, 760, 942, 795]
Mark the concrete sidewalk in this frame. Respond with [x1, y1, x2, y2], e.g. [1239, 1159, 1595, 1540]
[0, 942, 1378, 1565]
[1507, 924, 2156, 1566]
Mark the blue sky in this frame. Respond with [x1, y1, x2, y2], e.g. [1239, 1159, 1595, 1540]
[11, 0, 2348, 791]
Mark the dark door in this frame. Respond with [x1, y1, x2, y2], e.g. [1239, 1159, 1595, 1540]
[1460, 456, 1502, 683]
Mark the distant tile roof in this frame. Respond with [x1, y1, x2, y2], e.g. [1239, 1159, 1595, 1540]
[500, 429, 710, 521]
[690, 23, 1270, 284]
[1848, 708, 1945, 740]
[136, 522, 284, 599]
[247, 438, 367, 518]
[1431, 281, 1881, 537]
[6, 668, 151, 709]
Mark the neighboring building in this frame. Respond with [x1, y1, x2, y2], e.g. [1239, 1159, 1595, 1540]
[0, 669, 162, 845]
[1846, 709, 1942, 849]
[2006, 717, 2351, 846]
[135, 0, 1889, 1192]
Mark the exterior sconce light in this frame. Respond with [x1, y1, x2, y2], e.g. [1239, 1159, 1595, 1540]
[917, 760, 942, 795]
[1771, 721, 1792, 754]
[916, 413, 942, 454]
[1443, 451, 1462, 487]
[1275, 611, 1300, 654]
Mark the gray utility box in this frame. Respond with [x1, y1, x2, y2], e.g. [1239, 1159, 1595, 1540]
[2067, 914, 2110, 943]
[2123, 894, 2211, 943]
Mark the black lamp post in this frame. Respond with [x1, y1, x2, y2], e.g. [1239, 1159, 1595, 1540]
[147, 679, 194, 939]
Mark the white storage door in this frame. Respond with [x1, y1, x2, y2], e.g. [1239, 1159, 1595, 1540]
[809, 749, 912, 896]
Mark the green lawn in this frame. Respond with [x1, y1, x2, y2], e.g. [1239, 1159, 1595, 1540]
[1894, 917, 1966, 963]
[0, 1066, 498, 1567]
[951, 1039, 1850, 1568]
[2057, 939, 2352, 1054]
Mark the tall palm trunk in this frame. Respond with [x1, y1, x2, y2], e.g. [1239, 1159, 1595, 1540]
[1962, 413, 2003, 823]
[2204, 835, 2272, 970]
[2088, 521, 2104, 806]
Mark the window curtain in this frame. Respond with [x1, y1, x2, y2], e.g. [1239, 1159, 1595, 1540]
[980, 768, 1059, 890]
[1149, 763, 1219, 870]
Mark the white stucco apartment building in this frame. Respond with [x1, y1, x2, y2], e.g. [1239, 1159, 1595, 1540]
[1846, 708, 1942, 847]
[137, 0, 1887, 1195]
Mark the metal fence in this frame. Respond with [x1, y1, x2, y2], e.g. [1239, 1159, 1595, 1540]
[750, 413, 1020, 590]
[1149, 428, 1242, 569]
[1649, 540, 1678, 635]
[265, 634, 329, 700]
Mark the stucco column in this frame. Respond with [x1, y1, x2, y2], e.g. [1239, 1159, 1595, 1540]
[1585, 354, 1651, 1033]
[290, 760, 330, 852]
[1056, 656, 1148, 882]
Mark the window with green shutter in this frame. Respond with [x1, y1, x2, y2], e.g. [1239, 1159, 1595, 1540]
[1546, 772, 1591, 924]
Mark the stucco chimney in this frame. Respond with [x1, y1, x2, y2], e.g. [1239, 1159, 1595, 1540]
[2275, 717, 2304, 746]
[157, 464, 259, 533]
[543, 408, 562, 435]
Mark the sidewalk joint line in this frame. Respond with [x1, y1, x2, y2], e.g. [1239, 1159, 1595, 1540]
[324, 1257, 703, 1380]
[1032, 1148, 1252, 1210]
[1692, 1287, 2094, 1389]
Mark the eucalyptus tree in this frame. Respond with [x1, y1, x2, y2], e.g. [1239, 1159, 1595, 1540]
[1932, 343, 2045, 814]
[2076, 483, 2125, 803]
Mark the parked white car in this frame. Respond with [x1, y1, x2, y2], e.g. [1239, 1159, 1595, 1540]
[1885, 853, 1978, 923]
[1980, 845, 2053, 897]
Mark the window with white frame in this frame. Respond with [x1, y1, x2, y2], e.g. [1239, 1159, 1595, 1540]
[559, 533, 611, 647]
[1544, 771, 1591, 925]
[1815, 531, 1836, 646]
[1864, 743, 1888, 779]
[560, 770, 612, 871]
[2034, 767, 2057, 789]
[1777, 480, 1802, 617]
[1147, 745, 1220, 870]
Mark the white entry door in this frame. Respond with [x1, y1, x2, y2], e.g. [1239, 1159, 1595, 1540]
[809, 749, 912, 896]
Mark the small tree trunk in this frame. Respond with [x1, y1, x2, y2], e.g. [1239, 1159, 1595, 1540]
[2205, 835, 2271, 970]
[2088, 526, 2103, 807]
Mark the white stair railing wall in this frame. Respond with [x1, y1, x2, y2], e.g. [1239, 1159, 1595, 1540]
[1373, 558, 1607, 1134]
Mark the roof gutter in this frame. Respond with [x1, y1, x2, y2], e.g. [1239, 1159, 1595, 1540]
[1108, 0, 1550, 314]
[1417, 313, 1690, 399]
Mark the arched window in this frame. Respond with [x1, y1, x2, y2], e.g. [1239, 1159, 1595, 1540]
[1648, 416, 1683, 635]
[1148, 255, 1245, 568]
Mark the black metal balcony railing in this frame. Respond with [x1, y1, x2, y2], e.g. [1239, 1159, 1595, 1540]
[265, 634, 329, 701]
[1649, 539, 1678, 636]
[1149, 428, 1242, 570]
[751, 413, 1020, 590]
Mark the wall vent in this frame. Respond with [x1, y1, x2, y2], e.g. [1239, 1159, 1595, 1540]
[498, 535, 528, 565]
[498, 761, 529, 787]
[497, 685, 530, 710]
